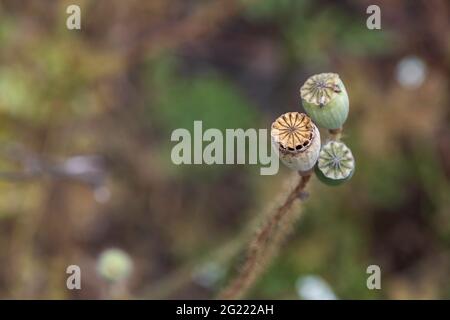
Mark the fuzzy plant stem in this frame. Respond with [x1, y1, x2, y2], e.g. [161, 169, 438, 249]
[328, 127, 343, 141]
[219, 173, 311, 300]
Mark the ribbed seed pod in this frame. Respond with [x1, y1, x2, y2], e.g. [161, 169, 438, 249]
[300, 73, 349, 130]
[315, 140, 355, 186]
[271, 112, 321, 173]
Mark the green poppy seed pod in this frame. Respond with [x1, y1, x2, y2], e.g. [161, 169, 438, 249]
[300, 73, 349, 130]
[315, 140, 355, 186]
[271, 112, 321, 173]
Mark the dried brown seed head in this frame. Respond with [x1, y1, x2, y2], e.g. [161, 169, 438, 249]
[271, 112, 315, 153]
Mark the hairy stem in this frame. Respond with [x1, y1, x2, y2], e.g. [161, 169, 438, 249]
[329, 127, 343, 141]
[219, 173, 311, 299]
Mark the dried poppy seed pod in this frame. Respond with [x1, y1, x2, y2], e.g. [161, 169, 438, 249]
[271, 112, 321, 174]
[314, 140, 355, 186]
[300, 73, 349, 130]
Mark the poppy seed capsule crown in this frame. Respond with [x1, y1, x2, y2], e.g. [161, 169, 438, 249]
[315, 140, 355, 186]
[300, 73, 349, 130]
[271, 112, 321, 173]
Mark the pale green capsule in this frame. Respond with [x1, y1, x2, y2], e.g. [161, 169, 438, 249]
[300, 73, 349, 130]
[315, 140, 355, 186]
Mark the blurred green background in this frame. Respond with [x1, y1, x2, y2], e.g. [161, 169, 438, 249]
[0, 0, 449, 299]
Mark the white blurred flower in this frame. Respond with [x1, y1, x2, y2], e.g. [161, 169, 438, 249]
[59, 155, 105, 186]
[395, 55, 427, 89]
[62, 155, 102, 176]
[97, 248, 133, 282]
[295, 275, 337, 300]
